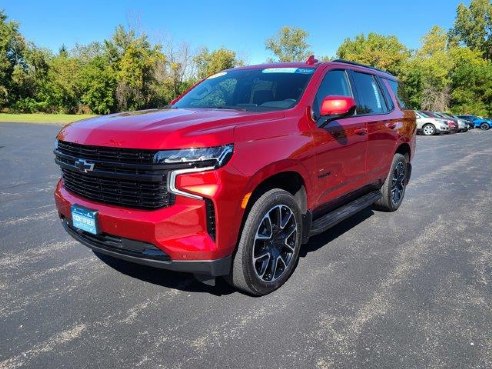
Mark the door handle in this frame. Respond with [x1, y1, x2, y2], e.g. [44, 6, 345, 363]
[386, 122, 397, 129]
[354, 128, 367, 136]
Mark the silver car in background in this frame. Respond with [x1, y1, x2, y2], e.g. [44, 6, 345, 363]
[438, 112, 469, 132]
[415, 111, 450, 136]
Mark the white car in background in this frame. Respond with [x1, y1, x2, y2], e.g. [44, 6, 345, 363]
[415, 111, 450, 136]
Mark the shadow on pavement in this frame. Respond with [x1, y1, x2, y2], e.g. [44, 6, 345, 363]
[94, 252, 236, 296]
[300, 206, 374, 257]
[94, 206, 375, 296]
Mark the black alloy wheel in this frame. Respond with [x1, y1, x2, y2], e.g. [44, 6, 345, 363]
[252, 205, 297, 282]
[228, 189, 302, 296]
[391, 161, 406, 207]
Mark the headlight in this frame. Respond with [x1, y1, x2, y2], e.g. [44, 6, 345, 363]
[153, 144, 233, 168]
[161, 145, 234, 200]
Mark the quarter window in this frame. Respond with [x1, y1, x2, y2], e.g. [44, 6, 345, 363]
[385, 79, 407, 109]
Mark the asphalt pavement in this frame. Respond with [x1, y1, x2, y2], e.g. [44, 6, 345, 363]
[1, 123, 491, 369]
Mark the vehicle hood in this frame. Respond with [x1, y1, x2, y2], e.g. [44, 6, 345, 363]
[57, 108, 284, 149]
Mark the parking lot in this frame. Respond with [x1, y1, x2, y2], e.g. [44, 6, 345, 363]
[1, 123, 491, 369]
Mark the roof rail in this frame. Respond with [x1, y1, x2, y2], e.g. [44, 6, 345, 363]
[331, 59, 393, 75]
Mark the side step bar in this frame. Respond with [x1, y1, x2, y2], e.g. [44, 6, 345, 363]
[309, 191, 382, 237]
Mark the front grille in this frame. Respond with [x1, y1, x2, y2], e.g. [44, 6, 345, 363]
[55, 141, 172, 210]
[57, 141, 155, 164]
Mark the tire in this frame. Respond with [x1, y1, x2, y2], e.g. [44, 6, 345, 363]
[480, 122, 490, 130]
[422, 124, 436, 136]
[228, 189, 302, 296]
[373, 153, 408, 212]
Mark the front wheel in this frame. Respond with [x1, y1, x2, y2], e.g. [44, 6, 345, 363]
[422, 124, 436, 136]
[228, 189, 302, 296]
[373, 153, 408, 212]
[480, 123, 490, 130]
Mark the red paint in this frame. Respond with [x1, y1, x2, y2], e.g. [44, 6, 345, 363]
[54, 60, 416, 267]
[320, 96, 356, 116]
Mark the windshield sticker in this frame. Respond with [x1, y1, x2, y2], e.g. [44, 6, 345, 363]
[262, 68, 314, 74]
[207, 72, 227, 79]
[295, 68, 315, 74]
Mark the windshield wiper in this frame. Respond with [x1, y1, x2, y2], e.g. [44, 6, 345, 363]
[213, 105, 247, 111]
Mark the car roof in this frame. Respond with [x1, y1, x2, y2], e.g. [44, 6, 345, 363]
[230, 58, 397, 80]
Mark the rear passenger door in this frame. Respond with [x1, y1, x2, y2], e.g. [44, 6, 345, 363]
[348, 71, 397, 183]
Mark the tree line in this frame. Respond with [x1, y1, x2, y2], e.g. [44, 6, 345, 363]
[1, 0, 491, 116]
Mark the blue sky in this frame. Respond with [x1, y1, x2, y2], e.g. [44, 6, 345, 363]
[2, 0, 468, 64]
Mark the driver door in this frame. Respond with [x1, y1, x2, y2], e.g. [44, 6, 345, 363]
[311, 69, 368, 208]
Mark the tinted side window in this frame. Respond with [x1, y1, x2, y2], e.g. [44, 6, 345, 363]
[313, 70, 352, 119]
[385, 79, 407, 109]
[351, 72, 387, 115]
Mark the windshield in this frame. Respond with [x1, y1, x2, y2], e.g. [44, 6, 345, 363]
[173, 67, 316, 111]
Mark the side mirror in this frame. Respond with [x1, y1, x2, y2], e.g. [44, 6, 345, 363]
[318, 96, 356, 128]
[320, 95, 356, 117]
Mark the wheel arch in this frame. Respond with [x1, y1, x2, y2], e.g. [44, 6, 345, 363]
[395, 142, 412, 184]
[239, 169, 311, 248]
[247, 171, 307, 214]
[396, 142, 412, 161]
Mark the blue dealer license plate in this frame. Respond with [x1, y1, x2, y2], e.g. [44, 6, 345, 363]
[71, 205, 98, 235]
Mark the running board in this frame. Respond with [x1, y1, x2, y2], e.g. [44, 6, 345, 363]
[309, 191, 382, 237]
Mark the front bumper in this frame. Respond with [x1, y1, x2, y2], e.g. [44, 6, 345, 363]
[61, 217, 231, 276]
[54, 172, 245, 276]
[435, 126, 450, 133]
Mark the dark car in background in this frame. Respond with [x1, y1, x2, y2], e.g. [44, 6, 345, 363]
[456, 115, 491, 130]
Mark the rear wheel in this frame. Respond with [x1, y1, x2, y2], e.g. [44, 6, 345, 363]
[374, 153, 408, 212]
[422, 124, 436, 136]
[228, 189, 302, 296]
[480, 122, 490, 130]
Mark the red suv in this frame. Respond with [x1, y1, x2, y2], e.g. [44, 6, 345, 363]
[54, 58, 416, 295]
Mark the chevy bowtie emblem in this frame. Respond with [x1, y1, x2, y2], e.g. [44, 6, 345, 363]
[74, 159, 95, 173]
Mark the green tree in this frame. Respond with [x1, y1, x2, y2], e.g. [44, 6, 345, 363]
[194, 47, 241, 79]
[78, 55, 116, 114]
[415, 26, 454, 111]
[0, 10, 29, 108]
[398, 26, 454, 111]
[39, 53, 81, 113]
[161, 42, 195, 101]
[336, 33, 410, 74]
[105, 26, 165, 111]
[265, 26, 311, 62]
[450, 0, 492, 59]
[0, 10, 17, 106]
[448, 46, 492, 115]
